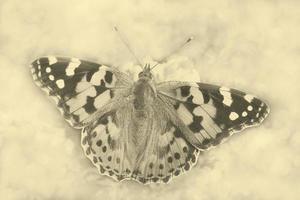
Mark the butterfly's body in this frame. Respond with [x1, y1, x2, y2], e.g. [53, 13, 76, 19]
[31, 56, 269, 184]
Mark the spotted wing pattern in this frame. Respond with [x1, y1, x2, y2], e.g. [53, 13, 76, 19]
[132, 123, 200, 184]
[81, 111, 132, 182]
[81, 98, 200, 184]
[30, 56, 132, 128]
[157, 81, 270, 150]
[31, 57, 270, 185]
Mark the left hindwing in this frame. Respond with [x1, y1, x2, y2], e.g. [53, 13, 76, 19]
[30, 56, 132, 128]
[157, 81, 270, 150]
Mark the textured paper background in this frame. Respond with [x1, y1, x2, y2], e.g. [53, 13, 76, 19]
[0, 0, 299, 199]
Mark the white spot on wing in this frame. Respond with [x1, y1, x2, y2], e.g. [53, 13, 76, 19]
[229, 112, 239, 120]
[56, 79, 65, 89]
[193, 105, 221, 134]
[76, 80, 91, 92]
[242, 111, 248, 117]
[67, 87, 97, 112]
[48, 56, 58, 65]
[193, 106, 202, 116]
[86, 87, 97, 97]
[260, 102, 264, 107]
[177, 104, 193, 125]
[90, 69, 106, 86]
[201, 103, 217, 117]
[49, 75, 55, 81]
[247, 105, 253, 111]
[73, 108, 89, 122]
[66, 59, 81, 76]
[220, 87, 232, 106]
[244, 94, 254, 103]
[46, 67, 51, 73]
[190, 87, 204, 104]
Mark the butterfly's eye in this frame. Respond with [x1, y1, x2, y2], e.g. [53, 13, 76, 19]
[138, 71, 153, 79]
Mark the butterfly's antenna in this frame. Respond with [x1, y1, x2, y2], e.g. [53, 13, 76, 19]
[114, 26, 143, 69]
[150, 36, 194, 70]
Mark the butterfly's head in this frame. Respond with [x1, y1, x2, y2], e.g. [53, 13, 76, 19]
[138, 63, 153, 80]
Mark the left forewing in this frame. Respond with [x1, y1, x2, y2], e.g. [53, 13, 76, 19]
[30, 56, 133, 128]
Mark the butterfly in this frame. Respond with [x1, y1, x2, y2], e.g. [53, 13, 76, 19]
[30, 56, 269, 184]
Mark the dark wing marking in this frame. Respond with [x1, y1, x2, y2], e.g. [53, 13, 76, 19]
[157, 81, 270, 150]
[81, 110, 133, 182]
[133, 122, 200, 184]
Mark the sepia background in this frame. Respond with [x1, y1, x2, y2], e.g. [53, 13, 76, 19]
[0, 0, 299, 199]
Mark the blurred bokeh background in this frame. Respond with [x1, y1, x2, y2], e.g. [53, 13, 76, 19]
[0, 0, 299, 199]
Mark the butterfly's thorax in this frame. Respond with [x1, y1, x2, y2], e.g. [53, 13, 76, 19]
[132, 77, 156, 113]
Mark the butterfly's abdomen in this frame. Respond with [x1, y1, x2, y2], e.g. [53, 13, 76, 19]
[129, 79, 157, 157]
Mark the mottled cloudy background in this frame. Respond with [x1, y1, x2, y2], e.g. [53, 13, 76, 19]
[0, 0, 299, 199]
